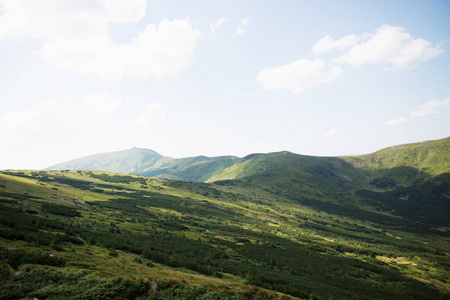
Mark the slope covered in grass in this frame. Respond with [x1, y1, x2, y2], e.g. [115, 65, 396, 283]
[342, 137, 450, 185]
[46, 148, 241, 183]
[0, 169, 449, 299]
[45, 148, 164, 174]
[45, 138, 450, 188]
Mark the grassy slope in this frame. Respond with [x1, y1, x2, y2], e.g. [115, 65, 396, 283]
[209, 137, 450, 186]
[208, 138, 450, 227]
[341, 137, 450, 185]
[138, 155, 239, 182]
[0, 169, 449, 299]
[45, 148, 163, 174]
[3, 137, 450, 299]
[44, 137, 450, 187]
[46, 147, 242, 183]
[143, 137, 450, 187]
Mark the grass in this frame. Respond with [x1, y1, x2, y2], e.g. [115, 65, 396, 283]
[0, 137, 449, 299]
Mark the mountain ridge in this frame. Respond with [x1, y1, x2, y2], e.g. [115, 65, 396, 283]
[2, 137, 449, 299]
[45, 137, 450, 184]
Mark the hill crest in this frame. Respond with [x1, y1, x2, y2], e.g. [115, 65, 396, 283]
[45, 137, 450, 183]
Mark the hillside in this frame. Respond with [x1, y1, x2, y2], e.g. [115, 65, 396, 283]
[46, 148, 240, 182]
[44, 137, 450, 229]
[46, 138, 450, 186]
[0, 169, 449, 299]
[40, 137, 450, 231]
[2, 137, 449, 299]
[45, 148, 164, 174]
[342, 137, 450, 185]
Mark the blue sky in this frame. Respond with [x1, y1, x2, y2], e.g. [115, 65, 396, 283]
[0, 0, 449, 169]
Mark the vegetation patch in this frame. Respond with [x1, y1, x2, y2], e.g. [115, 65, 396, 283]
[42, 203, 81, 217]
[0, 164, 449, 299]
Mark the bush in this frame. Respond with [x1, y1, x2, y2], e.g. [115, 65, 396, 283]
[5, 250, 66, 269]
[0, 261, 10, 280]
[81, 276, 148, 299]
[42, 203, 81, 217]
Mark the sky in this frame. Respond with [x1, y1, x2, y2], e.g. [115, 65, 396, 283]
[0, 0, 449, 170]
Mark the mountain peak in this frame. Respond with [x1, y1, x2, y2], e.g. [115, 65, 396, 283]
[45, 147, 163, 173]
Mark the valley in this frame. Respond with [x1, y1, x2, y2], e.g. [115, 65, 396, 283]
[1, 137, 449, 299]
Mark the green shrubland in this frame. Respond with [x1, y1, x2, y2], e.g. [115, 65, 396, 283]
[0, 138, 449, 299]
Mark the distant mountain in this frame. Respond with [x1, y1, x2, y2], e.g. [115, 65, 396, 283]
[45, 148, 163, 175]
[46, 137, 450, 227]
[46, 137, 450, 185]
[45, 148, 240, 182]
[4, 136, 450, 299]
[46, 147, 362, 184]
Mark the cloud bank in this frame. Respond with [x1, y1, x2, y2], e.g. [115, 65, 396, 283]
[333, 25, 443, 70]
[258, 24, 443, 93]
[411, 99, 449, 117]
[312, 34, 362, 55]
[257, 59, 342, 94]
[385, 99, 449, 127]
[0, 0, 202, 80]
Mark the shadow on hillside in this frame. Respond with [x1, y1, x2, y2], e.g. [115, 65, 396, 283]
[226, 162, 450, 234]
[355, 172, 450, 230]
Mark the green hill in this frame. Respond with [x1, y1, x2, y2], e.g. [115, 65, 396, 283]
[45, 147, 164, 174]
[43, 137, 450, 232]
[2, 137, 449, 299]
[139, 155, 239, 182]
[46, 138, 450, 186]
[0, 169, 449, 299]
[342, 137, 450, 184]
[46, 148, 240, 182]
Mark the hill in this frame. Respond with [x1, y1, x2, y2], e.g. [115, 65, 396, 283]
[46, 148, 240, 182]
[0, 169, 449, 299]
[46, 137, 450, 185]
[45, 147, 164, 174]
[342, 137, 450, 185]
[1, 137, 449, 299]
[44, 137, 450, 230]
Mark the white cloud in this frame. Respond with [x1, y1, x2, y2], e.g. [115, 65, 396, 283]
[0, 102, 83, 144]
[0, 0, 146, 40]
[82, 92, 121, 114]
[333, 25, 443, 70]
[257, 59, 342, 93]
[386, 117, 408, 126]
[410, 99, 449, 117]
[41, 19, 201, 80]
[261, 24, 442, 94]
[0, 102, 54, 138]
[0, 1, 201, 80]
[131, 103, 167, 126]
[321, 128, 338, 138]
[236, 17, 249, 37]
[312, 34, 362, 55]
[210, 17, 228, 35]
